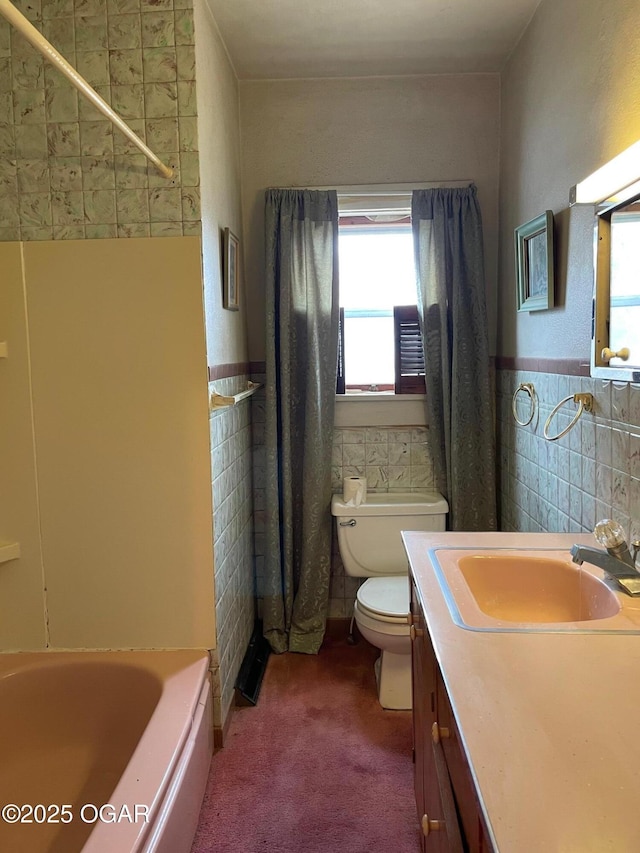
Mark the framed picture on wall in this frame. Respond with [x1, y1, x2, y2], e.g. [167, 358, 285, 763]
[515, 210, 554, 312]
[223, 227, 240, 311]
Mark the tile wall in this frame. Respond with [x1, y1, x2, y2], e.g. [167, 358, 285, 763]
[331, 426, 435, 493]
[250, 399, 439, 620]
[209, 374, 255, 733]
[497, 370, 640, 542]
[329, 425, 437, 617]
[249, 376, 266, 612]
[0, 0, 199, 240]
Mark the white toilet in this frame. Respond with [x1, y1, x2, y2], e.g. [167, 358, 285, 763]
[331, 491, 448, 710]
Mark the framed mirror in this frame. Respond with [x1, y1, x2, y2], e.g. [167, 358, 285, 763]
[592, 185, 640, 381]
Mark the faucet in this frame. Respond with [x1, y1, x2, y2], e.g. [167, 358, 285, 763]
[571, 520, 640, 596]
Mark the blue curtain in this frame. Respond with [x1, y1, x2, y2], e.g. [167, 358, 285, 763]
[412, 186, 497, 530]
[263, 189, 340, 653]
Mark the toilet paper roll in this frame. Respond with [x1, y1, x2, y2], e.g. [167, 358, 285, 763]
[343, 477, 367, 507]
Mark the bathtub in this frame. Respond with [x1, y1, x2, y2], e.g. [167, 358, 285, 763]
[0, 649, 212, 853]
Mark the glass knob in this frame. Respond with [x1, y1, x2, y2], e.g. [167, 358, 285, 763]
[594, 519, 626, 549]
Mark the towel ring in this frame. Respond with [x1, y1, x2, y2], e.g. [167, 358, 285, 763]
[512, 382, 537, 426]
[543, 393, 594, 441]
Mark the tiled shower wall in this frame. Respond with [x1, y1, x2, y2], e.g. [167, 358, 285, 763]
[0, 0, 199, 240]
[209, 374, 255, 733]
[497, 370, 640, 542]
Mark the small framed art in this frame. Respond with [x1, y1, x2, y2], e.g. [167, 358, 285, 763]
[515, 211, 554, 312]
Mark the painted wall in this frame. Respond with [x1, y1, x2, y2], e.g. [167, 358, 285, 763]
[497, 0, 640, 540]
[194, 0, 248, 367]
[239, 74, 501, 362]
[0, 0, 200, 240]
[498, 0, 640, 359]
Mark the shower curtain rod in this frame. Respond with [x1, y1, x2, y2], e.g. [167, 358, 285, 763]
[0, 0, 174, 179]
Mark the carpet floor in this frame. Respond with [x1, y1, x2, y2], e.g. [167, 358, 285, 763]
[191, 633, 422, 853]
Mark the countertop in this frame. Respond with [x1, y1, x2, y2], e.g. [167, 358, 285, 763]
[403, 531, 640, 853]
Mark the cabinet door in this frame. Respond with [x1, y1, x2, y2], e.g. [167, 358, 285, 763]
[410, 581, 430, 823]
[410, 582, 449, 853]
[436, 673, 495, 853]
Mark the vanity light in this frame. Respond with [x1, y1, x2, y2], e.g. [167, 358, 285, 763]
[570, 139, 640, 204]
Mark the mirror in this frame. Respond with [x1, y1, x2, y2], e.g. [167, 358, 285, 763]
[592, 186, 640, 381]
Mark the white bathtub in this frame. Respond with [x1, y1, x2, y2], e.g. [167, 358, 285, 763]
[0, 650, 212, 853]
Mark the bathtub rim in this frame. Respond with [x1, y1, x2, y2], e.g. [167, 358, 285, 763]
[0, 649, 211, 853]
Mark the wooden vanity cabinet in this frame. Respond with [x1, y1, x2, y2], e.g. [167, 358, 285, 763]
[410, 579, 495, 853]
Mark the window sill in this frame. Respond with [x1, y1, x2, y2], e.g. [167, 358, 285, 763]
[337, 393, 425, 402]
[335, 394, 426, 427]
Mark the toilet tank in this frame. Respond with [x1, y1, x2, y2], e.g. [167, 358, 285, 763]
[331, 491, 448, 577]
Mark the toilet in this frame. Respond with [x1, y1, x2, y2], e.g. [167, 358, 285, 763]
[331, 491, 448, 710]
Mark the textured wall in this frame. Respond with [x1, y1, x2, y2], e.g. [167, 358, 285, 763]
[239, 74, 501, 362]
[497, 0, 640, 541]
[498, 0, 640, 359]
[194, 0, 248, 367]
[0, 0, 200, 240]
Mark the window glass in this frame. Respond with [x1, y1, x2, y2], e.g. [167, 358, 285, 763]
[338, 226, 417, 390]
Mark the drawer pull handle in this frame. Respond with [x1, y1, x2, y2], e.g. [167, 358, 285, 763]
[409, 624, 424, 641]
[431, 721, 450, 743]
[421, 814, 444, 837]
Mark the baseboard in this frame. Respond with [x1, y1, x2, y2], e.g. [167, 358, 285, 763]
[213, 702, 235, 751]
[324, 617, 353, 641]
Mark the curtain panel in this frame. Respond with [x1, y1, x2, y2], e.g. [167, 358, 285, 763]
[412, 186, 497, 531]
[263, 189, 340, 653]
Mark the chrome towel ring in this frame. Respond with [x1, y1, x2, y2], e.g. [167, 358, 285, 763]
[512, 382, 537, 426]
[543, 393, 594, 441]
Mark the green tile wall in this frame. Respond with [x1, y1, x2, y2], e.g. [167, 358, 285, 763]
[0, 0, 200, 239]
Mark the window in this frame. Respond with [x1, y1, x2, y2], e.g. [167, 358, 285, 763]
[337, 217, 425, 394]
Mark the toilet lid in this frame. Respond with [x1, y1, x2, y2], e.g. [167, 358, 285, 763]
[356, 577, 409, 619]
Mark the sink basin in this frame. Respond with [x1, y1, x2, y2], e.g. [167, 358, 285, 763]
[431, 549, 640, 633]
[456, 554, 620, 622]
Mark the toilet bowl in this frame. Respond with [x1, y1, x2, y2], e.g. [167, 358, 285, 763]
[331, 491, 448, 710]
[355, 576, 413, 709]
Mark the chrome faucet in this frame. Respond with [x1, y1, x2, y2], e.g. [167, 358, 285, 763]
[571, 520, 640, 596]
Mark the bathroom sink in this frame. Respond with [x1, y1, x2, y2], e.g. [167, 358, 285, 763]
[430, 549, 640, 633]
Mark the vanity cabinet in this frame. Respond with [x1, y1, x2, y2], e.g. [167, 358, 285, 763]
[410, 579, 495, 853]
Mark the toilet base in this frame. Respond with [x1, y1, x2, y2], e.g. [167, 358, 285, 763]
[374, 651, 412, 710]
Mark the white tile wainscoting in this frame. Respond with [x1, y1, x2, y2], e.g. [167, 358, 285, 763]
[497, 370, 640, 542]
[209, 373, 255, 738]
